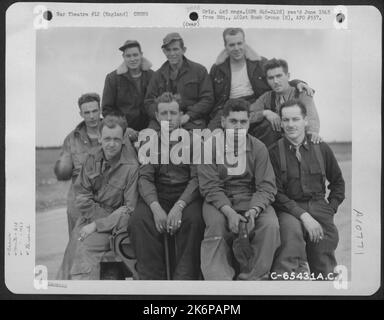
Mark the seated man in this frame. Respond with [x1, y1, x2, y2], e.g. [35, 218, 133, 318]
[56, 116, 139, 280]
[269, 100, 345, 279]
[129, 92, 204, 280]
[54, 93, 102, 233]
[249, 58, 321, 146]
[198, 98, 280, 280]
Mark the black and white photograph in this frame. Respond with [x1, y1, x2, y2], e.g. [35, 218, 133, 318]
[4, 3, 381, 296]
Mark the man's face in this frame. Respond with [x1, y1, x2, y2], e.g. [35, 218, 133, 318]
[79, 101, 100, 128]
[224, 33, 246, 61]
[222, 111, 250, 131]
[266, 67, 290, 93]
[122, 46, 142, 71]
[281, 105, 308, 143]
[101, 125, 124, 160]
[162, 41, 186, 67]
[156, 101, 181, 131]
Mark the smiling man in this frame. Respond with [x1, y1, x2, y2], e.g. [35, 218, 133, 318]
[129, 92, 204, 280]
[56, 116, 139, 280]
[102, 40, 154, 141]
[208, 28, 313, 147]
[54, 93, 102, 233]
[269, 100, 345, 279]
[144, 32, 214, 130]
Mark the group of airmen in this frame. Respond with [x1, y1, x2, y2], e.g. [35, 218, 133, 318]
[54, 28, 345, 281]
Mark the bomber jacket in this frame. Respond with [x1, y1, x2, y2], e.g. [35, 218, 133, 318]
[144, 56, 214, 130]
[102, 58, 155, 131]
[54, 121, 101, 181]
[74, 143, 139, 233]
[210, 45, 303, 119]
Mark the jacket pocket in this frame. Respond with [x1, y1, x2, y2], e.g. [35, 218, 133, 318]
[183, 79, 199, 99]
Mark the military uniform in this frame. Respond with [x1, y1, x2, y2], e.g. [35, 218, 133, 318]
[144, 57, 214, 130]
[208, 46, 302, 147]
[249, 86, 320, 147]
[197, 134, 280, 280]
[54, 121, 101, 233]
[269, 136, 345, 278]
[56, 143, 139, 280]
[102, 58, 155, 131]
[129, 135, 204, 280]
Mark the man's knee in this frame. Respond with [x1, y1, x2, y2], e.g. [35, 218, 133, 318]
[129, 199, 152, 229]
[257, 206, 280, 232]
[82, 232, 110, 252]
[182, 200, 204, 229]
[202, 202, 227, 237]
[277, 212, 305, 243]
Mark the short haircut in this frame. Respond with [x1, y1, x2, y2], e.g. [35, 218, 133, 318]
[123, 42, 142, 53]
[155, 92, 182, 112]
[222, 98, 250, 117]
[264, 58, 289, 75]
[222, 28, 245, 44]
[78, 93, 100, 109]
[279, 99, 307, 118]
[100, 114, 128, 135]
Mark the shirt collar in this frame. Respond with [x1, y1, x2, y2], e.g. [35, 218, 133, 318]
[285, 135, 309, 151]
[275, 86, 295, 105]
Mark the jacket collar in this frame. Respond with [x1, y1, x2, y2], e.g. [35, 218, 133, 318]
[116, 56, 153, 75]
[74, 120, 102, 140]
[215, 44, 262, 65]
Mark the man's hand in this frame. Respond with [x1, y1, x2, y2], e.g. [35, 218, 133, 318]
[308, 132, 323, 144]
[180, 114, 190, 126]
[222, 205, 247, 234]
[244, 207, 261, 233]
[263, 110, 281, 131]
[79, 222, 97, 241]
[300, 212, 324, 243]
[167, 204, 183, 235]
[124, 128, 138, 141]
[150, 202, 168, 234]
[297, 82, 315, 97]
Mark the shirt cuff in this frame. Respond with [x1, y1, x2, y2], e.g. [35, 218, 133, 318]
[212, 195, 232, 211]
[291, 206, 307, 219]
[143, 193, 159, 207]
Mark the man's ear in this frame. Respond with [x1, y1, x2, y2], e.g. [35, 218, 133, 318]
[183, 47, 187, 54]
[287, 72, 291, 80]
[155, 111, 160, 123]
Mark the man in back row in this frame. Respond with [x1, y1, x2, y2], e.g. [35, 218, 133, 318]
[249, 58, 321, 146]
[209, 28, 314, 146]
[144, 33, 214, 130]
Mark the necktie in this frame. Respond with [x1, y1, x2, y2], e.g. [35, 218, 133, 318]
[294, 144, 302, 162]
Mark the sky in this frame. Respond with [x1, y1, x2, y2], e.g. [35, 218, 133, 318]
[36, 27, 351, 146]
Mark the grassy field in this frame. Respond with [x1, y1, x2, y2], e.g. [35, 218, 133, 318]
[36, 142, 351, 213]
